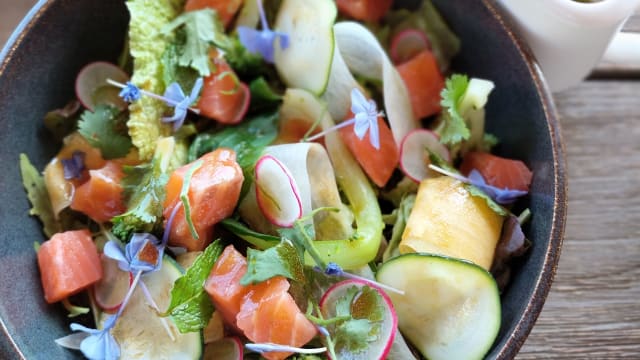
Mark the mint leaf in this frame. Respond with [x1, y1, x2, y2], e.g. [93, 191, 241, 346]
[439, 74, 470, 145]
[77, 104, 131, 159]
[19, 154, 60, 237]
[163, 9, 230, 77]
[165, 240, 223, 333]
[240, 241, 305, 285]
[465, 184, 508, 216]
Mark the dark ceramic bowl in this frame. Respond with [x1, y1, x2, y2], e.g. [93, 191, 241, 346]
[0, 0, 567, 359]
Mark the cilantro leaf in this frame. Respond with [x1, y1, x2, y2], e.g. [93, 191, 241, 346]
[240, 241, 305, 285]
[19, 154, 60, 237]
[335, 319, 375, 353]
[165, 240, 223, 333]
[439, 74, 470, 145]
[111, 138, 175, 241]
[329, 285, 385, 356]
[77, 104, 132, 159]
[162, 29, 200, 92]
[163, 9, 230, 77]
[465, 184, 508, 216]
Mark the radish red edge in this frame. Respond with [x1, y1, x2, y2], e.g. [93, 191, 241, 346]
[319, 278, 398, 360]
[93, 254, 133, 313]
[390, 29, 431, 65]
[254, 155, 303, 228]
[399, 128, 450, 183]
[75, 61, 129, 111]
[206, 337, 243, 360]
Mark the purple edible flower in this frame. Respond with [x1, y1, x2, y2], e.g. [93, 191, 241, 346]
[107, 78, 202, 132]
[161, 78, 203, 131]
[119, 82, 141, 102]
[237, 0, 289, 63]
[306, 88, 382, 149]
[467, 170, 528, 204]
[68, 314, 120, 360]
[315, 262, 405, 295]
[61, 151, 85, 180]
[103, 233, 165, 274]
[428, 164, 528, 205]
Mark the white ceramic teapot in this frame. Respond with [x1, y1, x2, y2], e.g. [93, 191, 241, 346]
[497, 0, 640, 92]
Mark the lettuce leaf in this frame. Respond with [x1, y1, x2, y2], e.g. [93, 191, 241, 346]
[19, 154, 60, 237]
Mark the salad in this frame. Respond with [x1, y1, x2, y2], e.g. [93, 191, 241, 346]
[19, 0, 534, 359]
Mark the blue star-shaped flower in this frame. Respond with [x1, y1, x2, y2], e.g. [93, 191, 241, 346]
[467, 169, 528, 205]
[349, 88, 381, 149]
[162, 78, 203, 131]
[237, 27, 289, 64]
[103, 233, 165, 274]
[118, 82, 141, 102]
[69, 314, 120, 360]
[61, 151, 86, 180]
[237, 0, 289, 64]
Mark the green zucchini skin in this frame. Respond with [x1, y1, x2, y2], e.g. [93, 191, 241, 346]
[376, 253, 501, 360]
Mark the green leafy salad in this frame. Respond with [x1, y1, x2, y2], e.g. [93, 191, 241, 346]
[21, 0, 534, 359]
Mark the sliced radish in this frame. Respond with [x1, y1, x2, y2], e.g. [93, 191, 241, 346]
[254, 154, 303, 227]
[93, 253, 132, 313]
[319, 279, 397, 360]
[390, 29, 431, 65]
[75, 61, 129, 111]
[203, 337, 243, 360]
[399, 129, 451, 183]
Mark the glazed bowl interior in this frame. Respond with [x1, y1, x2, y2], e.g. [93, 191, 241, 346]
[0, 0, 566, 359]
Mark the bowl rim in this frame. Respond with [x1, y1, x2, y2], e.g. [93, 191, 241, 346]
[481, 0, 567, 358]
[0, 0, 567, 359]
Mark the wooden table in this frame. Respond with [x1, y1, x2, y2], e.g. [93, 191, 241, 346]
[1, 1, 639, 358]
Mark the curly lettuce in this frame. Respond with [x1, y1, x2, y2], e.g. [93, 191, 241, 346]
[126, 0, 184, 160]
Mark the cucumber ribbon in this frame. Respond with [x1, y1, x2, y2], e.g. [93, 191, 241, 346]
[322, 21, 418, 146]
[229, 89, 384, 270]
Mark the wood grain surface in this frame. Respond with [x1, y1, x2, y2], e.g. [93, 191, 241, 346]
[1, 1, 639, 359]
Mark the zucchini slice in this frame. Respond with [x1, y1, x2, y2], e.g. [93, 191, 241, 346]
[273, 0, 337, 95]
[376, 253, 501, 360]
[99, 256, 202, 360]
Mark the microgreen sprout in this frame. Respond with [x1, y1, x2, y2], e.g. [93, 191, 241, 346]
[61, 298, 90, 318]
[237, 0, 290, 63]
[428, 164, 528, 204]
[315, 262, 405, 296]
[61, 151, 85, 180]
[245, 343, 327, 355]
[306, 88, 383, 149]
[107, 78, 202, 131]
